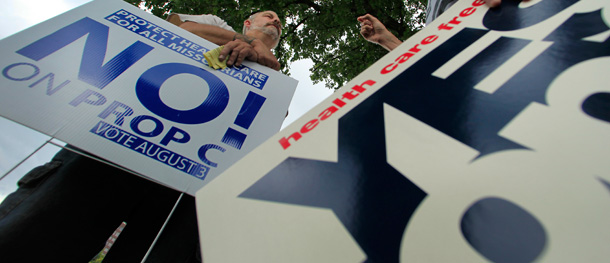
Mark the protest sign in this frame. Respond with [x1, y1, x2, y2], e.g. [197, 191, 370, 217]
[195, 0, 610, 261]
[0, 0, 296, 195]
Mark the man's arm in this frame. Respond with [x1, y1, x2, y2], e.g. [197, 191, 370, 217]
[359, 0, 526, 52]
[213, 35, 279, 70]
[179, 21, 237, 46]
[358, 14, 402, 52]
[168, 13, 239, 46]
[180, 22, 256, 68]
[225, 33, 281, 71]
[247, 39, 281, 71]
[486, 0, 501, 7]
[174, 17, 279, 70]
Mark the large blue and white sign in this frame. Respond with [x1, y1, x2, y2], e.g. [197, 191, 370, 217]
[195, 0, 610, 261]
[0, 0, 296, 195]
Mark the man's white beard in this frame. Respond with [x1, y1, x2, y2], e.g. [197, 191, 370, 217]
[250, 25, 279, 41]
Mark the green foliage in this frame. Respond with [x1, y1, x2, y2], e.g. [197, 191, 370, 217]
[125, 0, 427, 90]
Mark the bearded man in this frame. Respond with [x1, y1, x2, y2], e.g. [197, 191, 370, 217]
[169, 10, 283, 70]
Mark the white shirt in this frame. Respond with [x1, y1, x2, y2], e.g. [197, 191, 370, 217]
[174, 14, 235, 32]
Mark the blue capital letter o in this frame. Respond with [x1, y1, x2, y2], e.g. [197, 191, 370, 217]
[136, 63, 229, 124]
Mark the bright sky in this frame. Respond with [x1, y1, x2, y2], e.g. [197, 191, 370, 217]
[0, 0, 334, 202]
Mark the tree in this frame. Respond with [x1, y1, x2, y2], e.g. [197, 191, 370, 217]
[125, 0, 427, 90]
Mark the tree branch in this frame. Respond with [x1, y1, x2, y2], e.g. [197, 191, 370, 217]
[311, 44, 362, 73]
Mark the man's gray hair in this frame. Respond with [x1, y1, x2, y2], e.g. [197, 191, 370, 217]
[241, 12, 280, 49]
[242, 12, 260, 34]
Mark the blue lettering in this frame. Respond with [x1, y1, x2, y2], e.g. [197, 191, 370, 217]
[98, 101, 134, 126]
[90, 121, 209, 180]
[2, 63, 39, 81]
[130, 115, 163, 137]
[160, 126, 191, 146]
[136, 63, 229, 124]
[28, 73, 71, 95]
[16, 17, 153, 89]
[235, 92, 266, 129]
[197, 144, 225, 168]
[69, 89, 106, 107]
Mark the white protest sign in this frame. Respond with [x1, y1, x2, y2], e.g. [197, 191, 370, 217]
[0, 0, 296, 196]
[195, 0, 610, 261]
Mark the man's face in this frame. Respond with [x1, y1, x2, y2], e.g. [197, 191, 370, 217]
[249, 11, 282, 38]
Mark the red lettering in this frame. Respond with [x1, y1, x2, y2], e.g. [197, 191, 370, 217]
[279, 79, 375, 150]
[439, 16, 462, 31]
[279, 132, 302, 149]
[319, 106, 338, 121]
[352, 80, 376, 93]
[472, 0, 485, 7]
[352, 84, 365, 93]
[460, 7, 476, 17]
[342, 90, 359, 100]
[438, 23, 454, 31]
[421, 35, 438, 45]
[333, 98, 346, 107]
[382, 44, 421, 74]
[448, 16, 462, 25]
[300, 119, 320, 133]
[396, 52, 415, 64]
[381, 62, 398, 74]
[409, 44, 422, 53]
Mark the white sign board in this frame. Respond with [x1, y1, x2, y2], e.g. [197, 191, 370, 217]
[0, 0, 296, 195]
[195, 0, 610, 262]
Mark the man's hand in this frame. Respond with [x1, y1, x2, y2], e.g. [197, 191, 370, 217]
[357, 14, 402, 51]
[484, 0, 530, 7]
[218, 39, 258, 68]
[251, 39, 281, 71]
[484, 0, 502, 7]
[217, 37, 280, 70]
[358, 14, 388, 44]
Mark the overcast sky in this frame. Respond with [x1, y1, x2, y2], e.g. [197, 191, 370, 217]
[0, 0, 334, 201]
